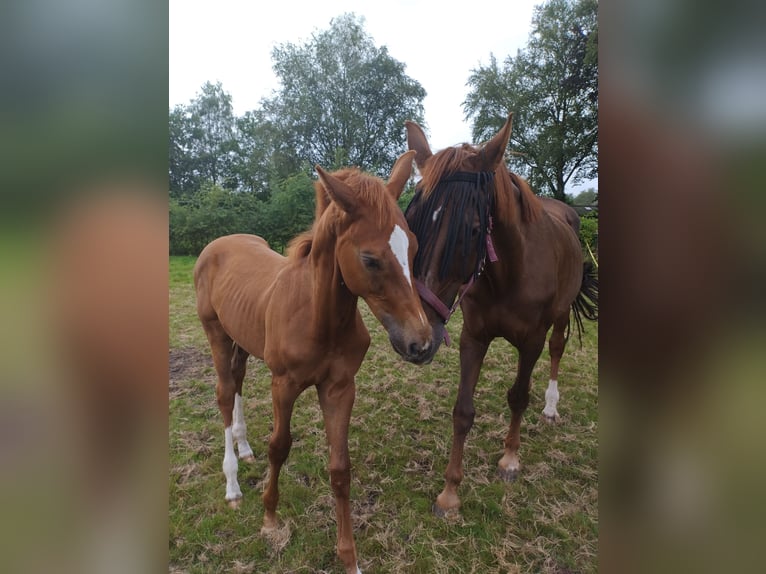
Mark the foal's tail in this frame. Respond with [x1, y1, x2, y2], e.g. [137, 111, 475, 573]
[570, 261, 599, 344]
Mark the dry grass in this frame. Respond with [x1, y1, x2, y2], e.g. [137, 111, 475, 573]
[169, 256, 598, 573]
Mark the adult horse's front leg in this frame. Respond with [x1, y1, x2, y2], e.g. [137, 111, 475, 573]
[499, 335, 546, 480]
[434, 333, 490, 516]
[262, 376, 300, 532]
[317, 378, 360, 574]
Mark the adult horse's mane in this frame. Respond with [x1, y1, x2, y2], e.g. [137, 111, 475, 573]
[288, 167, 394, 261]
[417, 143, 543, 226]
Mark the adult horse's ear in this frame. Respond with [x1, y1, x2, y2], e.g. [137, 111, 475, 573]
[405, 121, 432, 170]
[481, 112, 513, 171]
[386, 150, 416, 200]
[316, 165, 356, 215]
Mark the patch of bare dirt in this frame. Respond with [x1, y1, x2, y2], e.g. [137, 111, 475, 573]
[169, 347, 212, 396]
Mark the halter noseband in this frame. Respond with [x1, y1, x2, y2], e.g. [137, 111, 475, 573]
[407, 170, 499, 346]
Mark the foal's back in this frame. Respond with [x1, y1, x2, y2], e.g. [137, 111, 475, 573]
[194, 233, 286, 359]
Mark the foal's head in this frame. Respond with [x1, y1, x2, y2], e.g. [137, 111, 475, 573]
[403, 115, 513, 350]
[314, 151, 433, 364]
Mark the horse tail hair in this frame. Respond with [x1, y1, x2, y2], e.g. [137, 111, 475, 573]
[570, 260, 599, 345]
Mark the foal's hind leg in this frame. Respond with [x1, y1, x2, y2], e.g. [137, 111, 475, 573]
[542, 315, 569, 423]
[499, 334, 546, 481]
[202, 320, 243, 508]
[231, 344, 255, 462]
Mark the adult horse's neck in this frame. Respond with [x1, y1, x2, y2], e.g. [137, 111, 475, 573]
[486, 174, 532, 285]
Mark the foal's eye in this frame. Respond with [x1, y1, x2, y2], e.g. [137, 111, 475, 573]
[362, 255, 381, 271]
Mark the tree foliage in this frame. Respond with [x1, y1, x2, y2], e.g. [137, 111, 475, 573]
[572, 187, 597, 205]
[261, 13, 426, 177]
[168, 15, 427, 254]
[169, 82, 239, 197]
[169, 172, 316, 256]
[464, 0, 598, 200]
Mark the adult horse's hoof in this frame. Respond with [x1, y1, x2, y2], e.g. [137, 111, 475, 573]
[497, 466, 519, 482]
[227, 497, 242, 509]
[261, 519, 291, 552]
[240, 453, 256, 463]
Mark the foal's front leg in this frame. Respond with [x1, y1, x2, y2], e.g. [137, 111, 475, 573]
[262, 376, 300, 531]
[317, 378, 360, 574]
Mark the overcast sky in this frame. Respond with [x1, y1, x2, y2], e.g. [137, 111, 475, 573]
[169, 0, 540, 151]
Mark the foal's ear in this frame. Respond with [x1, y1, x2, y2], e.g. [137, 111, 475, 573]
[480, 112, 513, 171]
[316, 165, 356, 215]
[386, 150, 416, 200]
[405, 121, 432, 170]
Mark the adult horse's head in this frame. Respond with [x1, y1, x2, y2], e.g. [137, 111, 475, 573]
[314, 150, 433, 364]
[403, 114, 514, 353]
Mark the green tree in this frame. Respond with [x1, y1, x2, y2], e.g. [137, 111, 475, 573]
[464, 0, 598, 201]
[572, 187, 597, 205]
[261, 13, 426, 177]
[169, 104, 203, 196]
[169, 82, 240, 196]
[188, 81, 239, 189]
[262, 169, 316, 252]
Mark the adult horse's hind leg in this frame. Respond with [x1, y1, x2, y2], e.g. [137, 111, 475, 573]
[261, 375, 301, 532]
[499, 334, 546, 481]
[202, 319, 243, 508]
[542, 315, 569, 423]
[231, 344, 255, 462]
[434, 333, 490, 516]
[316, 378, 360, 574]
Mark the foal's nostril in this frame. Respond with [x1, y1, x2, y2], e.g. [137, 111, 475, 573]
[408, 340, 431, 357]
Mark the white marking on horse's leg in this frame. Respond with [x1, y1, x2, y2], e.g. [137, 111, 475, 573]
[223, 426, 242, 502]
[542, 379, 560, 420]
[232, 393, 254, 460]
[388, 224, 412, 287]
[355, 566, 362, 574]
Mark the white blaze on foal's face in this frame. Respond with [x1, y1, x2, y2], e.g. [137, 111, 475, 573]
[388, 224, 412, 287]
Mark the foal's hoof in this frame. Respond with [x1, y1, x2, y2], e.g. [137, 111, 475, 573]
[497, 466, 519, 482]
[227, 497, 243, 509]
[432, 503, 460, 520]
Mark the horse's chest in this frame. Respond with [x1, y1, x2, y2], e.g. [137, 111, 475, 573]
[264, 329, 368, 385]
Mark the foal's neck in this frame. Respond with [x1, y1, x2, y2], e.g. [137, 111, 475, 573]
[308, 239, 359, 342]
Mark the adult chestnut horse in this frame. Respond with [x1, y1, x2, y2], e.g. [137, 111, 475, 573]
[193, 151, 432, 574]
[403, 114, 597, 515]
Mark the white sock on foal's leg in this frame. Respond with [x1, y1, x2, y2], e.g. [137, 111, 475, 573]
[542, 379, 560, 421]
[223, 426, 242, 504]
[232, 393, 254, 460]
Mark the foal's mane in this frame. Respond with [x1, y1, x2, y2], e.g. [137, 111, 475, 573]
[418, 143, 542, 225]
[287, 167, 395, 261]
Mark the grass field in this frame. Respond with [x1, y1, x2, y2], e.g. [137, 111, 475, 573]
[169, 255, 598, 573]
